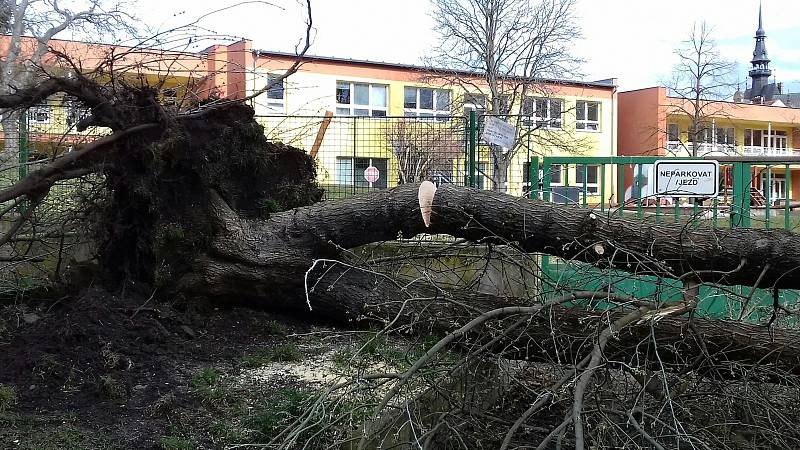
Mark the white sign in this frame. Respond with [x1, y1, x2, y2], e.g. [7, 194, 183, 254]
[364, 165, 380, 183]
[481, 117, 516, 149]
[654, 160, 719, 198]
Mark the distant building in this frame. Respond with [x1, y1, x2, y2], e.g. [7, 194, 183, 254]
[735, 3, 800, 107]
[0, 36, 618, 197]
[617, 4, 800, 205]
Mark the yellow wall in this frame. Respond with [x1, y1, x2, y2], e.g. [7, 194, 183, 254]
[253, 68, 617, 195]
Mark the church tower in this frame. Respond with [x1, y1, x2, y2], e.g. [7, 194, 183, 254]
[748, 2, 772, 99]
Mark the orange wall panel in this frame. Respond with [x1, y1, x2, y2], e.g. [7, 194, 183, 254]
[618, 87, 665, 156]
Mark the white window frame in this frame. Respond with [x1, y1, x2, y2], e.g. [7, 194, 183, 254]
[575, 100, 600, 131]
[336, 156, 389, 188]
[475, 161, 490, 190]
[745, 128, 788, 155]
[404, 86, 450, 121]
[576, 164, 600, 194]
[28, 103, 51, 124]
[759, 171, 786, 202]
[714, 127, 735, 145]
[335, 81, 388, 117]
[522, 97, 563, 129]
[264, 73, 286, 114]
[463, 93, 486, 115]
[548, 164, 565, 186]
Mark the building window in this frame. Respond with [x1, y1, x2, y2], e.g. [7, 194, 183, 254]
[335, 82, 387, 117]
[523, 161, 531, 188]
[575, 101, 600, 131]
[463, 93, 486, 115]
[667, 123, 680, 142]
[745, 128, 787, 150]
[715, 127, 735, 146]
[28, 103, 51, 124]
[475, 161, 490, 190]
[64, 97, 89, 127]
[522, 161, 540, 195]
[687, 126, 706, 143]
[432, 164, 453, 186]
[497, 95, 511, 115]
[336, 157, 388, 188]
[521, 97, 563, 129]
[575, 164, 600, 194]
[759, 171, 786, 202]
[404, 87, 450, 121]
[265, 74, 286, 114]
[548, 164, 565, 185]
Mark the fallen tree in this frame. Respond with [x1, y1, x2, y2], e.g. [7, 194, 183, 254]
[2, 46, 800, 448]
[1, 78, 799, 374]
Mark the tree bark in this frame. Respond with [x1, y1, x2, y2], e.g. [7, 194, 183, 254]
[188, 183, 800, 294]
[170, 183, 800, 376]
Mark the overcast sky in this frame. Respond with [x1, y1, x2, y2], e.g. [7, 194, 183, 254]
[131, 0, 800, 92]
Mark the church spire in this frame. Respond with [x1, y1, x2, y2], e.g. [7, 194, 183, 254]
[756, 1, 765, 37]
[749, 1, 772, 97]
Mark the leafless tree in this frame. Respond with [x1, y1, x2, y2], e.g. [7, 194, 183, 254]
[0, 0, 313, 290]
[0, 0, 137, 180]
[426, 0, 585, 192]
[665, 22, 738, 156]
[384, 118, 465, 184]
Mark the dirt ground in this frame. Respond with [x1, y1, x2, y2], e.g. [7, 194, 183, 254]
[0, 287, 358, 449]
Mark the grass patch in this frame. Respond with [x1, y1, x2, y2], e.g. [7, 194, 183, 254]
[0, 384, 17, 413]
[191, 367, 238, 409]
[246, 388, 312, 441]
[264, 319, 288, 335]
[337, 332, 444, 372]
[241, 343, 302, 368]
[0, 420, 111, 450]
[209, 420, 250, 447]
[158, 435, 195, 450]
[99, 376, 126, 402]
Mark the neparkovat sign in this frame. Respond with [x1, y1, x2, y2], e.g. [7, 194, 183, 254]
[654, 160, 719, 198]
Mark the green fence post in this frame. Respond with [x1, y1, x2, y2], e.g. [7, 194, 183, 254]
[635, 164, 643, 219]
[765, 166, 771, 229]
[600, 164, 606, 213]
[529, 156, 539, 200]
[713, 197, 718, 228]
[581, 164, 588, 208]
[351, 117, 357, 196]
[18, 112, 28, 180]
[617, 163, 625, 218]
[468, 110, 477, 188]
[542, 159, 552, 202]
[731, 161, 752, 228]
[786, 164, 792, 230]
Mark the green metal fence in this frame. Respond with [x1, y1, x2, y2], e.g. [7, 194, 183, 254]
[529, 155, 800, 231]
[531, 155, 800, 321]
[257, 111, 568, 199]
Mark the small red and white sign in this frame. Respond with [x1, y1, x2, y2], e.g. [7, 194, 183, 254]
[364, 166, 380, 184]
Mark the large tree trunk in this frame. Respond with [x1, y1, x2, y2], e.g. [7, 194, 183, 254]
[4, 97, 798, 378]
[166, 183, 800, 376]
[187, 183, 800, 297]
